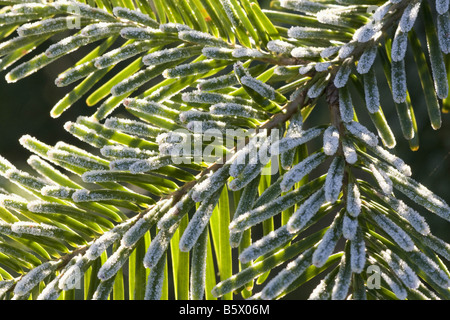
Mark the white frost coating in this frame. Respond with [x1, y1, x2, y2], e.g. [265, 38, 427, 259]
[331, 253, 352, 300]
[41, 185, 74, 198]
[324, 157, 345, 203]
[86, 218, 135, 260]
[211, 103, 261, 119]
[391, 27, 408, 62]
[316, 8, 347, 25]
[240, 76, 276, 100]
[312, 216, 342, 267]
[144, 223, 178, 268]
[280, 0, 327, 14]
[382, 249, 420, 289]
[323, 126, 340, 156]
[356, 45, 378, 74]
[342, 140, 357, 164]
[179, 190, 220, 252]
[287, 188, 326, 234]
[291, 46, 324, 58]
[267, 40, 295, 54]
[178, 30, 229, 48]
[342, 214, 358, 240]
[239, 226, 293, 264]
[338, 87, 354, 122]
[345, 121, 378, 147]
[315, 62, 332, 72]
[271, 127, 323, 155]
[381, 271, 407, 300]
[58, 255, 88, 291]
[308, 272, 334, 300]
[411, 247, 450, 288]
[299, 63, 315, 75]
[97, 245, 131, 281]
[333, 60, 352, 88]
[436, 0, 449, 14]
[346, 182, 361, 217]
[354, 22, 380, 43]
[288, 26, 322, 39]
[281, 152, 326, 192]
[350, 228, 366, 273]
[191, 165, 229, 202]
[373, 2, 392, 21]
[363, 68, 380, 113]
[307, 77, 328, 98]
[11, 221, 61, 238]
[399, 0, 422, 32]
[391, 59, 407, 103]
[372, 213, 415, 251]
[232, 47, 266, 58]
[437, 13, 450, 54]
[142, 46, 198, 66]
[260, 248, 313, 300]
[320, 46, 340, 59]
[338, 41, 356, 59]
[14, 261, 60, 295]
[386, 196, 430, 235]
[369, 144, 411, 176]
[369, 163, 393, 194]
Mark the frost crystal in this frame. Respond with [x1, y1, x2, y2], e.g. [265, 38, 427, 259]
[346, 182, 361, 217]
[354, 22, 379, 43]
[356, 45, 378, 74]
[410, 248, 450, 288]
[271, 127, 323, 155]
[281, 152, 326, 192]
[11, 221, 62, 238]
[338, 41, 356, 59]
[179, 190, 221, 252]
[437, 13, 450, 54]
[342, 140, 357, 164]
[342, 214, 358, 240]
[287, 188, 326, 234]
[312, 215, 342, 267]
[350, 227, 366, 273]
[144, 223, 178, 268]
[143, 46, 200, 66]
[368, 144, 411, 176]
[338, 86, 354, 122]
[436, 0, 449, 14]
[239, 226, 293, 264]
[372, 213, 415, 251]
[391, 27, 408, 62]
[369, 163, 393, 194]
[260, 248, 313, 300]
[363, 68, 380, 113]
[399, 0, 422, 32]
[323, 126, 340, 156]
[240, 76, 276, 100]
[345, 121, 378, 147]
[386, 196, 430, 235]
[320, 46, 340, 59]
[291, 46, 324, 58]
[333, 59, 352, 88]
[331, 252, 352, 300]
[14, 261, 60, 295]
[280, 0, 327, 14]
[267, 40, 295, 54]
[324, 157, 345, 203]
[382, 250, 420, 289]
[97, 245, 133, 281]
[315, 62, 332, 72]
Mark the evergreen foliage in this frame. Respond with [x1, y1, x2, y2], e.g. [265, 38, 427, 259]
[0, 0, 449, 300]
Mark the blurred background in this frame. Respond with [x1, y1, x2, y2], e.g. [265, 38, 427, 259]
[0, 1, 449, 299]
